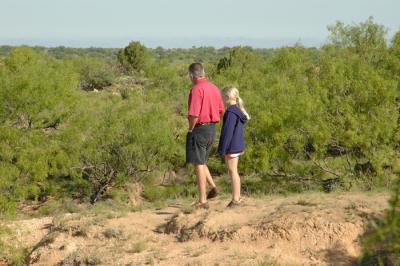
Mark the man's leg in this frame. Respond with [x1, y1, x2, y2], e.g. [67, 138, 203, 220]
[204, 165, 216, 189]
[195, 164, 207, 203]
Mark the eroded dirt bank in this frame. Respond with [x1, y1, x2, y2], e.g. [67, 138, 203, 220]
[1, 193, 389, 266]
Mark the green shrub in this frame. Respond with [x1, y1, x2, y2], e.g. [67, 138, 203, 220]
[212, 19, 398, 191]
[360, 176, 400, 265]
[53, 89, 185, 203]
[71, 57, 115, 91]
[0, 225, 30, 265]
[0, 47, 79, 216]
[118, 41, 149, 73]
[0, 46, 78, 129]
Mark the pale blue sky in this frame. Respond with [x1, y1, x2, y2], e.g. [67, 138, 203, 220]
[1, 0, 399, 48]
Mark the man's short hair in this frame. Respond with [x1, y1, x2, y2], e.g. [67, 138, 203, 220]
[188, 63, 205, 78]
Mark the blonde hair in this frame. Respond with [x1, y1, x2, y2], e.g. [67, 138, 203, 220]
[222, 86, 250, 120]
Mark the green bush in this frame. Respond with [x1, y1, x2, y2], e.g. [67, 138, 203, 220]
[0, 46, 78, 129]
[0, 47, 80, 216]
[0, 47, 187, 215]
[118, 41, 149, 74]
[71, 57, 115, 91]
[360, 176, 400, 265]
[52, 90, 184, 203]
[211, 19, 398, 191]
[0, 224, 30, 265]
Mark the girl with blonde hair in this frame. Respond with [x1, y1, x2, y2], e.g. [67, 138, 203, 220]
[218, 86, 250, 208]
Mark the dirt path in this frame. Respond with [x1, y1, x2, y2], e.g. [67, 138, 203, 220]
[0, 192, 390, 266]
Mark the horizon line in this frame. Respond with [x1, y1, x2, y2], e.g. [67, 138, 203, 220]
[0, 36, 326, 49]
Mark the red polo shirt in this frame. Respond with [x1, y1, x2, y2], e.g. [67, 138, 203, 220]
[188, 78, 224, 124]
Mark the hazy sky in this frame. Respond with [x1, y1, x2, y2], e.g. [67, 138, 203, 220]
[1, 0, 399, 48]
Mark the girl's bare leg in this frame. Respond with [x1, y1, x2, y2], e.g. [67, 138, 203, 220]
[225, 156, 240, 201]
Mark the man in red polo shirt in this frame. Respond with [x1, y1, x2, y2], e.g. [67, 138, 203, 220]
[186, 62, 224, 209]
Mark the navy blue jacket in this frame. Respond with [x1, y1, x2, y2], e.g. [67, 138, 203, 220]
[218, 105, 248, 155]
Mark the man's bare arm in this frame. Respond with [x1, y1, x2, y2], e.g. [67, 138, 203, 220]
[188, 116, 198, 132]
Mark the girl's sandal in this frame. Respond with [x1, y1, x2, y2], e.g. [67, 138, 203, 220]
[192, 201, 210, 210]
[226, 198, 243, 208]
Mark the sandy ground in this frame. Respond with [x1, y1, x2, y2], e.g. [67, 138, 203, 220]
[0, 192, 390, 266]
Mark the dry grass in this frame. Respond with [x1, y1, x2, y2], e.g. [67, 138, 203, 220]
[128, 240, 147, 253]
[103, 227, 123, 239]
